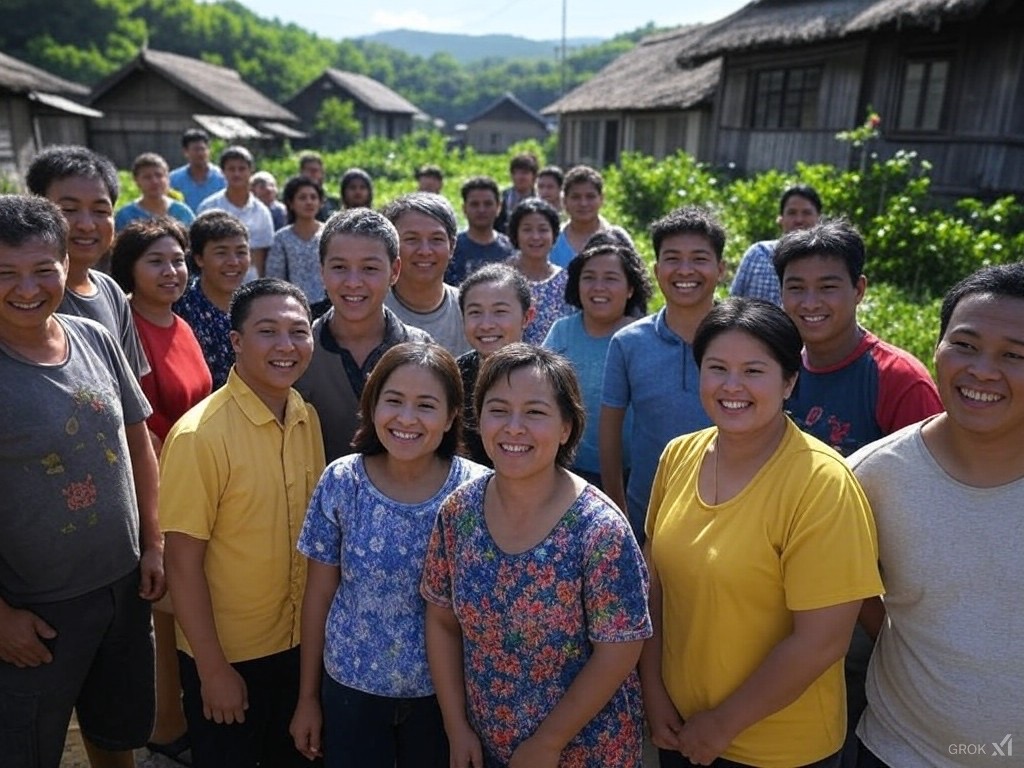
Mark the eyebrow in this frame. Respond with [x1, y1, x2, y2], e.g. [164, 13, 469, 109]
[704, 355, 771, 366]
[950, 326, 1024, 347]
[382, 388, 441, 401]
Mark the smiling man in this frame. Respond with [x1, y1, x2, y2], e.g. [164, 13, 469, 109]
[160, 278, 325, 768]
[383, 193, 470, 356]
[445, 176, 513, 287]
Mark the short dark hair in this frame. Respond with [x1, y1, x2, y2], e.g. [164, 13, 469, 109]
[415, 164, 443, 181]
[474, 343, 586, 468]
[939, 261, 1024, 339]
[780, 184, 823, 215]
[650, 206, 726, 261]
[562, 165, 603, 196]
[565, 241, 652, 317]
[508, 198, 561, 250]
[131, 152, 169, 176]
[459, 263, 532, 314]
[773, 218, 865, 285]
[381, 192, 458, 246]
[460, 176, 500, 203]
[537, 165, 564, 187]
[320, 208, 399, 264]
[340, 167, 374, 208]
[110, 217, 189, 293]
[181, 128, 210, 148]
[219, 145, 254, 169]
[298, 151, 323, 170]
[281, 175, 325, 224]
[351, 342, 464, 459]
[0, 194, 68, 254]
[229, 277, 311, 331]
[693, 297, 803, 380]
[189, 210, 249, 264]
[26, 145, 120, 205]
[509, 152, 539, 175]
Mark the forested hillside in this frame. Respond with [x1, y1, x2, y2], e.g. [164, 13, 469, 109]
[2, 0, 656, 126]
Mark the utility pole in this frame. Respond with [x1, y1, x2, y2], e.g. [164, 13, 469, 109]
[560, 0, 567, 97]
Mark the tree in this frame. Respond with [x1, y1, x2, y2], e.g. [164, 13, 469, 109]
[314, 97, 362, 150]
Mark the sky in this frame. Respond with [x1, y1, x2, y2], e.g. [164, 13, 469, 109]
[225, 0, 750, 41]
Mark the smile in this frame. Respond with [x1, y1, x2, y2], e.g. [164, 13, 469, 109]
[959, 387, 1002, 403]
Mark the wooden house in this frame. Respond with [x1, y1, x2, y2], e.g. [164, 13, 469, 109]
[285, 69, 423, 143]
[87, 48, 302, 168]
[0, 51, 101, 189]
[684, 0, 1024, 197]
[543, 26, 721, 168]
[463, 93, 550, 154]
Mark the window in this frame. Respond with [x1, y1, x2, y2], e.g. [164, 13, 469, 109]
[579, 119, 600, 162]
[751, 66, 822, 129]
[665, 115, 687, 154]
[897, 59, 949, 131]
[633, 118, 656, 156]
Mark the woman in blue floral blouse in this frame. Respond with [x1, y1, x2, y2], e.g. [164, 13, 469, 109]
[291, 342, 488, 767]
[422, 343, 651, 768]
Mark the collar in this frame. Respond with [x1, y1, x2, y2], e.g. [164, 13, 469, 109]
[225, 367, 309, 428]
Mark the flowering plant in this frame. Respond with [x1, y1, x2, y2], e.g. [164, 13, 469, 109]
[836, 108, 882, 147]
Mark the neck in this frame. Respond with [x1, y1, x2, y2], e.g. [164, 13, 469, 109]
[804, 325, 865, 369]
[131, 297, 175, 327]
[583, 313, 630, 338]
[65, 263, 94, 295]
[515, 253, 552, 281]
[292, 218, 321, 237]
[328, 306, 387, 347]
[139, 195, 169, 215]
[199, 277, 232, 312]
[491, 466, 562, 520]
[567, 219, 600, 239]
[0, 316, 67, 364]
[190, 162, 209, 177]
[922, 414, 1024, 487]
[382, 451, 445, 486]
[392, 281, 444, 313]
[716, 414, 788, 464]
[663, 301, 712, 344]
[225, 187, 249, 207]
[236, 369, 289, 423]
[467, 226, 496, 244]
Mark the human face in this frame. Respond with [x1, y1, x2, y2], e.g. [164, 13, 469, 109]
[135, 164, 169, 201]
[321, 234, 399, 325]
[479, 365, 571, 480]
[536, 175, 562, 210]
[463, 189, 500, 231]
[194, 235, 251, 302]
[655, 233, 723, 311]
[184, 140, 210, 169]
[417, 175, 442, 194]
[462, 281, 533, 358]
[301, 161, 324, 185]
[131, 236, 188, 313]
[700, 329, 796, 441]
[374, 363, 455, 462]
[0, 239, 67, 335]
[515, 212, 555, 262]
[780, 255, 864, 357]
[222, 158, 252, 193]
[289, 185, 323, 223]
[394, 211, 452, 288]
[564, 182, 602, 226]
[252, 180, 277, 207]
[511, 168, 535, 195]
[343, 179, 371, 208]
[230, 294, 313, 405]
[46, 176, 114, 271]
[579, 252, 633, 327]
[933, 293, 1024, 443]
[778, 194, 821, 234]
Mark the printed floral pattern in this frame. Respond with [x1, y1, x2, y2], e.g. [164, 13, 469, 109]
[174, 279, 235, 389]
[422, 477, 651, 766]
[521, 266, 574, 345]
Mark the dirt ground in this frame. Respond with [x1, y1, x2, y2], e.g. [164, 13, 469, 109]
[61, 717, 176, 768]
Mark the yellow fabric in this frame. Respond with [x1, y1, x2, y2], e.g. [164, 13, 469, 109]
[646, 420, 882, 768]
[159, 368, 325, 663]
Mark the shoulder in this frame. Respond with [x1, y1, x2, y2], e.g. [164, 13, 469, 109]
[611, 313, 657, 344]
[846, 421, 924, 475]
[866, 333, 934, 380]
[60, 313, 118, 349]
[451, 456, 491, 485]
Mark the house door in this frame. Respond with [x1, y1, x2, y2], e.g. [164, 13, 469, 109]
[603, 120, 619, 165]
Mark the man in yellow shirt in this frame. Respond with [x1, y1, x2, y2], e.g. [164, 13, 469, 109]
[160, 278, 325, 768]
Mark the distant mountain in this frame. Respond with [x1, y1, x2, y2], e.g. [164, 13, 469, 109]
[360, 29, 604, 64]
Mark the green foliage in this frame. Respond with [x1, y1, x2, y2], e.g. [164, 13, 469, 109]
[313, 98, 362, 151]
[859, 284, 942, 376]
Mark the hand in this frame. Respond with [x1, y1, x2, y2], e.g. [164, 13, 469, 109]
[139, 545, 166, 601]
[677, 709, 734, 766]
[200, 662, 249, 724]
[0, 607, 57, 667]
[290, 695, 323, 760]
[509, 734, 562, 768]
[447, 720, 484, 768]
[644, 688, 685, 752]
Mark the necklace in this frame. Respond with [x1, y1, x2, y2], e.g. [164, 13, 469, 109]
[712, 437, 719, 505]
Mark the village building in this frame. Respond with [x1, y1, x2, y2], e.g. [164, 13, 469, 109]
[462, 92, 550, 154]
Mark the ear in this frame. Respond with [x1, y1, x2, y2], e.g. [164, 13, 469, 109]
[784, 371, 799, 401]
[390, 257, 401, 287]
[855, 274, 867, 305]
[776, 214, 784, 230]
[522, 306, 537, 328]
[229, 329, 242, 355]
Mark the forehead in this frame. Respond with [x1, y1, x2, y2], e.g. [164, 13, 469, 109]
[465, 188, 497, 203]
[240, 294, 309, 327]
[464, 280, 520, 305]
[223, 158, 251, 171]
[141, 235, 185, 254]
[566, 182, 600, 196]
[45, 175, 113, 207]
[202, 234, 249, 252]
[782, 253, 848, 279]
[581, 252, 626, 272]
[0, 238, 66, 266]
[945, 293, 1024, 335]
[484, 364, 557, 400]
[323, 233, 391, 262]
[658, 232, 715, 256]
[518, 212, 553, 228]
[782, 195, 818, 211]
[135, 164, 166, 176]
[394, 210, 447, 235]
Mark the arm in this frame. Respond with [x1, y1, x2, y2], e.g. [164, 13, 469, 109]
[126, 420, 165, 601]
[859, 596, 886, 641]
[164, 531, 248, 724]
[598, 405, 628, 516]
[290, 559, 338, 760]
[509, 640, 644, 768]
[677, 601, 862, 765]
[250, 247, 268, 278]
[638, 541, 684, 751]
[425, 602, 483, 768]
[0, 597, 57, 668]
[265, 235, 287, 281]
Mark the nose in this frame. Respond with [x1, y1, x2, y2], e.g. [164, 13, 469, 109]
[504, 411, 526, 434]
[967, 353, 1001, 381]
[67, 209, 96, 231]
[15, 274, 40, 298]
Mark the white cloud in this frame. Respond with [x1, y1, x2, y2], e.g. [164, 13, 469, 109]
[369, 10, 463, 33]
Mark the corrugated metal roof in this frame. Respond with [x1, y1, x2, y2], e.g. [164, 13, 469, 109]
[29, 91, 103, 118]
[192, 114, 264, 140]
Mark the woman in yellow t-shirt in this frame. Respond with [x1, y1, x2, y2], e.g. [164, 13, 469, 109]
[640, 298, 883, 768]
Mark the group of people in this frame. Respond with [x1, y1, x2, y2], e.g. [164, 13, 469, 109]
[0, 134, 1020, 768]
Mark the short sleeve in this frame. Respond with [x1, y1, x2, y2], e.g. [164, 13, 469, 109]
[582, 497, 652, 643]
[265, 231, 288, 280]
[297, 462, 346, 566]
[602, 333, 630, 409]
[420, 494, 457, 608]
[782, 461, 883, 610]
[158, 427, 222, 540]
[250, 205, 274, 249]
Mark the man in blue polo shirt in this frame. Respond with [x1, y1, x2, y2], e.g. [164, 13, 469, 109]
[169, 128, 226, 213]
